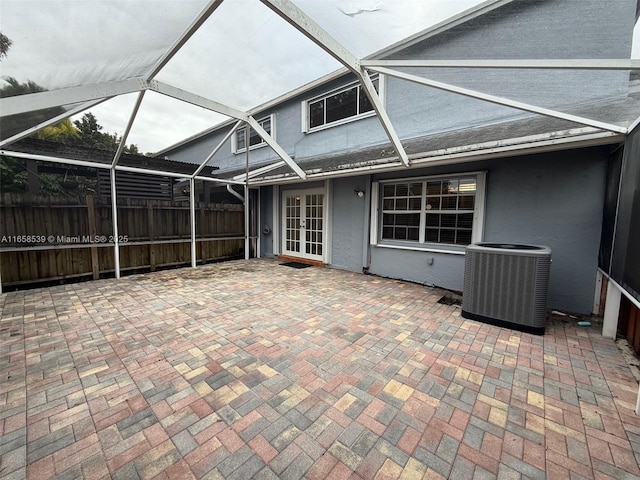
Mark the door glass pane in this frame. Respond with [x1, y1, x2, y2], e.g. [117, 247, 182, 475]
[285, 194, 301, 253]
[284, 191, 324, 259]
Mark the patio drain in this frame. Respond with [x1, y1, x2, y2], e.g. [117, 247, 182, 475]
[437, 292, 462, 306]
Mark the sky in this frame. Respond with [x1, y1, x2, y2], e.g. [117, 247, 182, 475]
[1, 0, 639, 154]
[83, 0, 488, 153]
[0, 0, 485, 153]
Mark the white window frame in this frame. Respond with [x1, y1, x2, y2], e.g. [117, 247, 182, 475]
[301, 75, 383, 133]
[371, 172, 486, 254]
[232, 114, 275, 154]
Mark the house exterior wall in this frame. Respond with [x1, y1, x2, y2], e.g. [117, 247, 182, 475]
[164, 76, 389, 173]
[383, 0, 635, 140]
[168, 0, 629, 316]
[366, 147, 608, 314]
[162, 0, 634, 172]
[329, 176, 369, 272]
[258, 146, 608, 314]
[259, 185, 275, 257]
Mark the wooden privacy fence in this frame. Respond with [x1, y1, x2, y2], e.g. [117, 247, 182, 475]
[0, 194, 245, 288]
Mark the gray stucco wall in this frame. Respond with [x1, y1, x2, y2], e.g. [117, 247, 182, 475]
[384, 0, 635, 140]
[366, 147, 608, 314]
[482, 148, 607, 314]
[256, 147, 608, 314]
[164, 76, 389, 173]
[330, 177, 369, 272]
[161, 0, 634, 171]
[163, 1, 624, 315]
[259, 185, 275, 257]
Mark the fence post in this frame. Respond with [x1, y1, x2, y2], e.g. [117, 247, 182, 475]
[86, 195, 100, 280]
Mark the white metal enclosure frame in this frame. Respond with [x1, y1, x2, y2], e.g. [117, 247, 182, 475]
[1, 0, 640, 293]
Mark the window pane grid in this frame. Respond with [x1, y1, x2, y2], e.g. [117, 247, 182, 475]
[307, 77, 378, 130]
[382, 177, 476, 246]
[235, 117, 271, 153]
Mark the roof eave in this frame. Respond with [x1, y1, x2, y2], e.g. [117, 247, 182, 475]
[247, 128, 623, 186]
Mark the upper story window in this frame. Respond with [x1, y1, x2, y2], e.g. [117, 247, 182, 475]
[303, 76, 380, 133]
[232, 115, 274, 154]
[373, 172, 486, 249]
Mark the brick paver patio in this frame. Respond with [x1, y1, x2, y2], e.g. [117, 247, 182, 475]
[2, 258, 640, 479]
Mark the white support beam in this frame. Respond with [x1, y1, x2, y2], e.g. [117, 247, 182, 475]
[260, 0, 359, 73]
[0, 149, 248, 187]
[110, 169, 121, 279]
[115, 165, 189, 179]
[0, 98, 108, 148]
[0, 78, 147, 116]
[360, 70, 410, 166]
[149, 80, 247, 121]
[627, 113, 640, 133]
[0, 150, 112, 170]
[192, 120, 243, 178]
[232, 160, 286, 180]
[259, 0, 409, 169]
[244, 127, 250, 259]
[244, 182, 250, 260]
[111, 91, 146, 167]
[147, 0, 224, 81]
[189, 178, 197, 268]
[0, 149, 198, 180]
[370, 66, 627, 134]
[247, 116, 307, 179]
[361, 59, 640, 70]
[194, 175, 246, 186]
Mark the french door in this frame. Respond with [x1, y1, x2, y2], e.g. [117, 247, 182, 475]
[282, 189, 325, 261]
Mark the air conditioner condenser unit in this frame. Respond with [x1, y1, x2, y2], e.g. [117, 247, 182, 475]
[461, 243, 551, 335]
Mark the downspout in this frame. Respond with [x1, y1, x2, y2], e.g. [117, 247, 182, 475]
[226, 184, 244, 202]
[362, 175, 372, 272]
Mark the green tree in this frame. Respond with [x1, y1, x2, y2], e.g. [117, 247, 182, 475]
[0, 156, 28, 193]
[0, 77, 66, 141]
[0, 76, 47, 96]
[73, 112, 111, 149]
[0, 31, 12, 60]
[35, 119, 79, 143]
[72, 112, 140, 154]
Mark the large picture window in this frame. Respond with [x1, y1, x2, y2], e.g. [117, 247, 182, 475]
[304, 76, 379, 132]
[232, 115, 273, 154]
[376, 173, 485, 248]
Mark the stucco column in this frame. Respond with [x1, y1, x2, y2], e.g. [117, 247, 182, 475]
[602, 281, 621, 339]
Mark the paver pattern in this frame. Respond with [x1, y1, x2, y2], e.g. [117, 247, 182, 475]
[1, 258, 640, 479]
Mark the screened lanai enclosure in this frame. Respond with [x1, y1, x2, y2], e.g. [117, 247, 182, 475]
[0, 0, 640, 334]
[3, 0, 512, 289]
[2, 1, 640, 333]
[6, 2, 640, 479]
